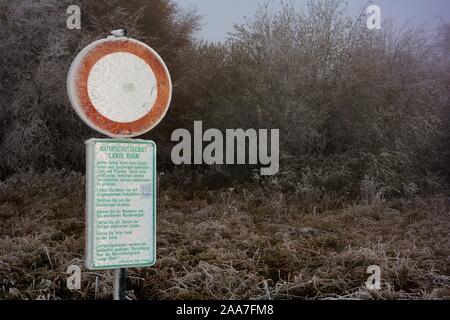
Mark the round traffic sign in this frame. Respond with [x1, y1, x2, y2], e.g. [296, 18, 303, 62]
[67, 34, 172, 138]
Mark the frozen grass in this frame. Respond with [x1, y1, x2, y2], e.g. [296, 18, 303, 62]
[0, 171, 449, 300]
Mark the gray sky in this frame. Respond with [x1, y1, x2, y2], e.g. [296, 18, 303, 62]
[174, 0, 450, 42]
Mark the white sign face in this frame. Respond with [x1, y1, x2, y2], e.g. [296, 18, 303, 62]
[85, 139, 156, 270]
[87, 52, 158, 123]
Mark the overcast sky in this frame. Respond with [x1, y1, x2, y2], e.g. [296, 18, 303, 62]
[174, 0, 450, 42]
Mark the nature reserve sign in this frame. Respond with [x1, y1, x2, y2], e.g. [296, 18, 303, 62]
[85, 139, 156, 270]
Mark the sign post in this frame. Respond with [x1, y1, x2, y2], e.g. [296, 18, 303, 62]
[67, 30, 172, 300]
[114, 269, 127, 300]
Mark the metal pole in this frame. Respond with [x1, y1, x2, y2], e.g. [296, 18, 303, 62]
[113, 268, 126, 300]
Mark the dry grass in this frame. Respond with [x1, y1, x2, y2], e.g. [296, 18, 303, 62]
[0, 171, 449, 300]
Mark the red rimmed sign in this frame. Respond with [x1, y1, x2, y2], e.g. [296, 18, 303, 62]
[67, 35, 172, 138]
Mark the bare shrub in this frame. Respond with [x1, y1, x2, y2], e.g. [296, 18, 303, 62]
[179, 0, 449, 196]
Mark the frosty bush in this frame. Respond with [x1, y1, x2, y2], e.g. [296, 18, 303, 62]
[177, 0, 449, 196]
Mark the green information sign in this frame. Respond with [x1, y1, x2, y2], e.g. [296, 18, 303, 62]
[85, 139, 156, 270]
